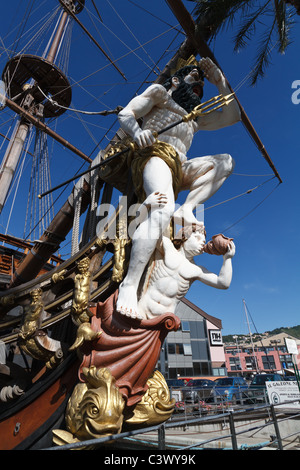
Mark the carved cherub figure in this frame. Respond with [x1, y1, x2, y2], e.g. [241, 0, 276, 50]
[19, 288, 44, 339]
[71, 257, 93, 325]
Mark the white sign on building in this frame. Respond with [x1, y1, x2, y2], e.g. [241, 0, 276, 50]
[209, 329, 223, 346]
[284, 338, 298, 355]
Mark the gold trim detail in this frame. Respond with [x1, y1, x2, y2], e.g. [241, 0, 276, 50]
[96, 217, 130, 284]
[69, 322, 101, 351]
[51, 269, 67, 283]
[170, 54, 199, 75]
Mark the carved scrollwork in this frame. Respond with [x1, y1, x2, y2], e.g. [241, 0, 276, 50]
[52, 368, 175, 448]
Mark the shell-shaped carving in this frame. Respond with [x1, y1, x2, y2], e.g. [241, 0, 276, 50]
[204, 233, 233, 255]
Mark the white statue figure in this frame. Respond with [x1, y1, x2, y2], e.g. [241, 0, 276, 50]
[116, 57, 240, 318]
[138, 222, 235, 320]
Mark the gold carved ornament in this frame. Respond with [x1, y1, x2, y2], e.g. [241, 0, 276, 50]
[52, 368, 175, 447]
[52, 366, 125, 448]
[71, 257, 93, 325]
[123, 370, 175, 427]
[96, 216, 131, 284]
[18, 288, 63, 369]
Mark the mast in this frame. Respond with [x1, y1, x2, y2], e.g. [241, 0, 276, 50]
[0, 121, 29, 213]
[0, 1, 85, 215]
[243, 299, 259, 374]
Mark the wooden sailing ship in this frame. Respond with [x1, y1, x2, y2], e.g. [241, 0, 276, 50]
[0, 0, 281, 450]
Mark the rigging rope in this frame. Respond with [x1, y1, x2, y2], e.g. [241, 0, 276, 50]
[222, 182, 280, 233]
[33, 25, 180, 108]
[105, 0, 162, 75]
[204, 177, 276, 213]
[36, 86, 123, 115]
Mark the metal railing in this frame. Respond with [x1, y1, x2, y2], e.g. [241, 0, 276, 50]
[44, 398, 300, 451]
[171, 385, 269, 415]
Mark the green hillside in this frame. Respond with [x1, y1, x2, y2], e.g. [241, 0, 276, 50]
[223, 325, 300, 343]
[265, 325, 300, 339]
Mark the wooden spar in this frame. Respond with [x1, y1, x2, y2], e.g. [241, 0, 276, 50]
[59, 2, 127, 81]
[2, 95, 92, 164]
[166, 0, 282, 184]
[46, 9, 69, 64]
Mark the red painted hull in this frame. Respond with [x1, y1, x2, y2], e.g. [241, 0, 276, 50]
[0, 357, 78, 450]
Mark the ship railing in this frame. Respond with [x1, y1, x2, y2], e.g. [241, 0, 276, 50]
[44, 398, 300, 451]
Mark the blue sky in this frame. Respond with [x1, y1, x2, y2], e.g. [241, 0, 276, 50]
[0, 0, 299, 336]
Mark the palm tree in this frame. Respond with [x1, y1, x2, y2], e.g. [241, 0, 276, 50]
[188, 0, 299, 85]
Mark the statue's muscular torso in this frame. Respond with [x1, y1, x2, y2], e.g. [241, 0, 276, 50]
[138, 247, 193, 319]
[141, 85, 197, 163]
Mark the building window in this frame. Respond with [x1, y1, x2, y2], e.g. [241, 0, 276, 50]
[192, 361, 211, 376]
[229, 357, 241, 371]
[245, 356, 257, 370]
[181, 321, 190, 332]
[167, 343, 184, 355]
[262, 355, 275, 370]
[183, 344, 192, 355]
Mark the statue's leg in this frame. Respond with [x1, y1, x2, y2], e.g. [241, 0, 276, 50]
[116, 157, 175, 319]
[173, 153, 235, 226]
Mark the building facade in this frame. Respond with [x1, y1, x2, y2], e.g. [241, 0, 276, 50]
[225, 333, 300, 378]
[158, 298, 226, 379]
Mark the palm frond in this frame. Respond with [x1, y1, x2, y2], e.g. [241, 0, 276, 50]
[189, 0, 257, 40]
[249, 18, 276, 85]
[188, 0, 297, 84]
[233, 1, 272, 51]
[273, 0, 294, 53]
